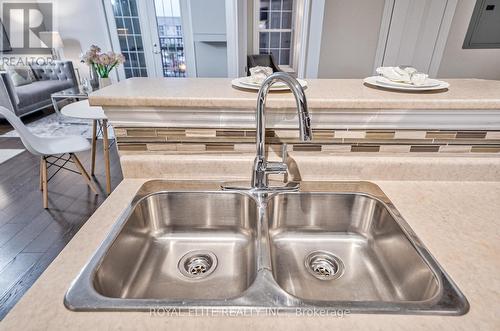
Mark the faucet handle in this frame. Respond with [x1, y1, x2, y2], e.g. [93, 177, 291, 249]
[265, 161, 287, 174]
[281, 143, 288, 164]
[261, 144, 289, 180]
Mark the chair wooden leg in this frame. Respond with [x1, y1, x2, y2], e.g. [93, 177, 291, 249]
[39, 157, 43, 191]
[41, 157, 48, 209]
[91, 119, 97, 175]
[102, 119, 111, 195]
[70, 153, 98, 195]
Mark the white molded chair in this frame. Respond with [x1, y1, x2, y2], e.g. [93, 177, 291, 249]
[0, 106, 98, 208]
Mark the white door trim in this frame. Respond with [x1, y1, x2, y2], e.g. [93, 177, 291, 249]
[225, 0, 247, 77]
[139, 0, 163, 77]
[180, 0, 196, 77]
[123, 0, 157, 77]
[238, 0, 248, 77]
[252, 0, 259, 55]
[304, 0, 325, 78]
[294, 0, 310, 78]
[428, 0, 458, 77]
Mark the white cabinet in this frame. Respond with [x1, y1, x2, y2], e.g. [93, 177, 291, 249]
[188, 0, 228, 77]
[194, 41, 228, 77]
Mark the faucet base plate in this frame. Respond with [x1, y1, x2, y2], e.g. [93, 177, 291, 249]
[221, 181, 300, 193]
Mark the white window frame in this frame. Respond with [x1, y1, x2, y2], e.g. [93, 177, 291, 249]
[252, 0, 308, 74]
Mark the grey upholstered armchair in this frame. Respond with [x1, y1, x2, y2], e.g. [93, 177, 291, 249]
[0, 60, 78, 117]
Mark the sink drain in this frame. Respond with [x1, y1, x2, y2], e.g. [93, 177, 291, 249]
[305, 251, 344, 281]
[178, 251, 218, 279]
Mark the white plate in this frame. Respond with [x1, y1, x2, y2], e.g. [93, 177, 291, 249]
[376, 76, 441, 88]
[364, 76, 449, 91]
[232, 77, 308, 91]
[239, 76, 287, 88]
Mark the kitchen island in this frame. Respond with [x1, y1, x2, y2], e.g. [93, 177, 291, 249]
[86, 78, 500, 161]
[1, 77, 499, 329]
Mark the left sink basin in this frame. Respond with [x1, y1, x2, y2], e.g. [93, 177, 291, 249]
[78, 191, 258, 303]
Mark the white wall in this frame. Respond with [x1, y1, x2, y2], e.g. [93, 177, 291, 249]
[45, 0, 500, 81]
[317, 0, 385, 78]
[53, 0, 113, 80]
[438, 0, 500, 79]
[247, 0, 254, 55]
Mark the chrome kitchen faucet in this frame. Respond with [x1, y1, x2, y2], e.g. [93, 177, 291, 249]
[251, 72, 312, 190]
[224, 72, 312, 192]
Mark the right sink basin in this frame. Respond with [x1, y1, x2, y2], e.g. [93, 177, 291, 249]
[267, 190, 462, 310]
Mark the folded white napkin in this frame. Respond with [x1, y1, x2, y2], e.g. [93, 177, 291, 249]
[248, 66, 273, 84]
[376, 66, 428, 86]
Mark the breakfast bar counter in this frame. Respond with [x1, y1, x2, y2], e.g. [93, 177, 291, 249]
[89, 78, 500, 110]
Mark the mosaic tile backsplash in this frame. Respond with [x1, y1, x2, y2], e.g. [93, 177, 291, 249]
[114, 127, 500, 154]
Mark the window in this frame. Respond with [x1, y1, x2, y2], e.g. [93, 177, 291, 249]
[154, 0, 186, 77]
[257, 0, 294, 67]
[111, 0, 148, 78]
[158, 25, 166, 36]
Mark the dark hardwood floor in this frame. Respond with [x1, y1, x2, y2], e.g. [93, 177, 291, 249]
[0, 115, 123, 320]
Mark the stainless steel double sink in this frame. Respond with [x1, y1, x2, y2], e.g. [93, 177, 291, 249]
[65, 181, 468, 315]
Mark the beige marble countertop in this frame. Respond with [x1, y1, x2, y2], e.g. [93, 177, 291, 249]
[1, 178, 499, 330]
[89, 78, 500, 110]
